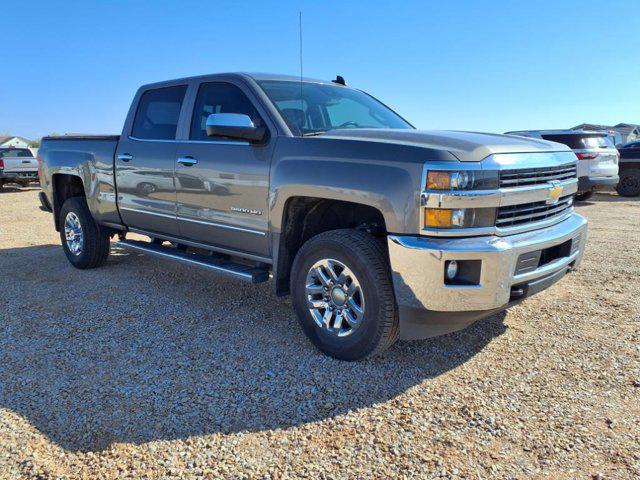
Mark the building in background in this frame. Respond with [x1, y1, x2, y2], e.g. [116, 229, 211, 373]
[572, 123, 640, 145]
[0, 136, 33, 148]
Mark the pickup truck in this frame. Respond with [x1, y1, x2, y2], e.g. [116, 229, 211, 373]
[38, 73, 588, 360]
[0, 147, 39, 190]
[616, 141, 640, 197]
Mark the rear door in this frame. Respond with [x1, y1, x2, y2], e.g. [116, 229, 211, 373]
[115, 84, 188, 236]
[173, 80, 274, 258]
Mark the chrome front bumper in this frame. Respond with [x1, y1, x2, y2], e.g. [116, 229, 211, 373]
[388, 212, 587, 313]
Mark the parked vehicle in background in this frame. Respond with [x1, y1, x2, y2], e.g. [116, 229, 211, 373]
[0, 147, 39, 190]
[616, 141, 640, 197]
[38, 73, 587, 360]
[504, 130, 619, 201]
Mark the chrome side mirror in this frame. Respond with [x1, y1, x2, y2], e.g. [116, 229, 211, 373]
[205, 113, 266, 143]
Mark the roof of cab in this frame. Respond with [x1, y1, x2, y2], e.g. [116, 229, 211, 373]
[138, 72, 337, 90]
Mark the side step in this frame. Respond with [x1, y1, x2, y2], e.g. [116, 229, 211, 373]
[115, 239, 270, 283]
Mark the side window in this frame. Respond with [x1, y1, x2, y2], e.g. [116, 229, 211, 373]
[132, 85, 187, 140]
[190, 82, 264, 141]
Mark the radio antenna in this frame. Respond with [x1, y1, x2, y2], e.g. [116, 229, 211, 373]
[298, 11, 304, 134]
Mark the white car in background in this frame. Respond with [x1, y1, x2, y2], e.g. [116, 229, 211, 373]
[0, 147, 39, 190]
[504, 130, 619, 201]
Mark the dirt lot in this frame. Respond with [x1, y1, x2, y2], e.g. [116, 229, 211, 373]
[0, 186, 638, 479]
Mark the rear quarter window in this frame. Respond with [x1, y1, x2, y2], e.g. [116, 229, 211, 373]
[132, 85, 188, 140]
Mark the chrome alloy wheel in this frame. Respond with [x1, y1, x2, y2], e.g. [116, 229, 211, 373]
[305, 258, 365, 337]
[64, 212, 84, 256]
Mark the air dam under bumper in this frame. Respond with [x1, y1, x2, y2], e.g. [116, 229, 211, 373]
[388, 212, 588, 340]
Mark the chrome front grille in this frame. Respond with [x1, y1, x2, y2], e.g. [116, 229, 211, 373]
[497, 195, 574, 228]
[499, 164, 577, 188]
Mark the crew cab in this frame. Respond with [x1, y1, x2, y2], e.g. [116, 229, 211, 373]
[0, 147, 39, 190]
[38, 73, 587, 360]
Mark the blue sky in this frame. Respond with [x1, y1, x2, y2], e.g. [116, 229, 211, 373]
[1, 0, 638, 139]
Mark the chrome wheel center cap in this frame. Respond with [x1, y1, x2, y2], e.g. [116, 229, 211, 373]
[330, 287, 347, 306]
[305, 258, 365, 337]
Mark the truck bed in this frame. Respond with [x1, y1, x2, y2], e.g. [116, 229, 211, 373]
[39, 134, 122, 227]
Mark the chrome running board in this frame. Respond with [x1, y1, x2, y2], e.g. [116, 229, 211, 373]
[115, 239, 269, 283]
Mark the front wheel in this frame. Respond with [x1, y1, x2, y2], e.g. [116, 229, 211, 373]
[59, 197, 111, 269]
[574, 191, 594, 202]
[291, 229, 399, 360]
[616, 168, 640, 197]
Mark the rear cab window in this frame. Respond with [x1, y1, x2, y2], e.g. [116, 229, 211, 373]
[0, 148, 33, 158]
[132, 85, 188, 140]
[541, 134, 614, 150]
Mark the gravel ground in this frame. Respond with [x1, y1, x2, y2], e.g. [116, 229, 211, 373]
[0, 186, 638, 479]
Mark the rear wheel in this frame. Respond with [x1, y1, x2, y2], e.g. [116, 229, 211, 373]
[291, 229, 399, 361]
[59, 197, 111, 269]
[616, 168, 640, 197]
[575, 191, 594, 202]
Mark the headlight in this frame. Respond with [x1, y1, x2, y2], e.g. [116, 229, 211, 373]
[424, 208, 495, 229]
[426, 170, 499, 190]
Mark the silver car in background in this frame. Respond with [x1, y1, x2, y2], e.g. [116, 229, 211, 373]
[505, 130, 619, 201]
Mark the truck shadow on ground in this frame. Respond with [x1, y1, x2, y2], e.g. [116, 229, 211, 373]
[575, 193, 631, 205]
[0, 185, 40, 194]
[0, 244, 507, 453]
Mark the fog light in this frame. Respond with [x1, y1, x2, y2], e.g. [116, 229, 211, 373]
[445, 260, 458, 280]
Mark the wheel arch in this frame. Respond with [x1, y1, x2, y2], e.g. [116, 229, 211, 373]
[272, 196, 388, 296]
[52, 173, 86, 231]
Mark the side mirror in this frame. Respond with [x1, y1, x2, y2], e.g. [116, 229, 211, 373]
[205, 113, 266, 143]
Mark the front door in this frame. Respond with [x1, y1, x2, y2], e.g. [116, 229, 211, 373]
[115, 84, 188, 236]
[174, 81, 273, 257]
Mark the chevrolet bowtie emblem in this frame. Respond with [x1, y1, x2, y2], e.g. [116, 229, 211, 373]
[546, 181, 563, 204]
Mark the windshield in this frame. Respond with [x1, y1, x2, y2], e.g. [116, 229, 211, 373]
[258, 80, 413, 136]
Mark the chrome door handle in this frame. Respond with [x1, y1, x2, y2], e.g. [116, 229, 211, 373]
[117, 153, 133, 162]
[177, 156, 198, 166]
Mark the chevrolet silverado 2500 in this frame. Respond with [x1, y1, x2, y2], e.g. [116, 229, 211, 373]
[38, 73, 587, 360]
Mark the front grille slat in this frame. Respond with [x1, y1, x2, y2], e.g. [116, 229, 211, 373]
[500, 166, 576, 178]
[496, 195, 573, 228]
[495, 163, 577, 229]
[498, 196, 573, 216]
[500, 172, 576, 186]
[500, 164, 577, 188]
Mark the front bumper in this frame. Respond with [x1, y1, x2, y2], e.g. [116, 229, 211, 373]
[578, 175, 619, 192]
[387, 213, 588, 339]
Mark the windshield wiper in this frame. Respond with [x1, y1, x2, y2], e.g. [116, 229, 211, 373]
[303, 131, 327, 137]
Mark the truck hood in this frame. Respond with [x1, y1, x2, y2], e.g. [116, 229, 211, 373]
[321, 129, 571, 162]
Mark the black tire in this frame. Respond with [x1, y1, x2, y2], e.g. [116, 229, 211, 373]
[575, 191, 594, 202]
[59, 197, 110, 269]
[616, 168, 640, 197]
[290, 229, 399, 361]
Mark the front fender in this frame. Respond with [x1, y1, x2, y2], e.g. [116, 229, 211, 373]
[268, 137, 440, 236]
